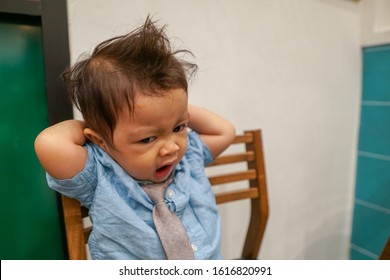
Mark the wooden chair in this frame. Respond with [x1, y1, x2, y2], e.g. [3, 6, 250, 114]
[61, 129, 269, 260]
[379, 237, 390, 260]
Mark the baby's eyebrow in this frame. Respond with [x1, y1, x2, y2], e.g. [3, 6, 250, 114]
[128, 126, 158, 139]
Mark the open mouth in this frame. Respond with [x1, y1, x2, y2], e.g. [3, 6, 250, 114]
[155, 164, 173, 179]
[156, 165, 170, 173]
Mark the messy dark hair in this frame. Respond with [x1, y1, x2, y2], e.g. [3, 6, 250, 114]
[63, 16, 197, 147]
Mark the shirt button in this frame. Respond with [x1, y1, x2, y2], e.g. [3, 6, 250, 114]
[167, 189, 175, 199]
[191, 244, 197, 252]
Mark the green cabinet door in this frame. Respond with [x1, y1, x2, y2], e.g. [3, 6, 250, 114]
[0, 15, 65, 259]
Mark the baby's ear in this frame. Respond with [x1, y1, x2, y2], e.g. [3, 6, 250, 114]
[84, 128, 108, 151]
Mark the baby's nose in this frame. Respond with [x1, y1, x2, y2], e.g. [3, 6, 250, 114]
[160, 140, 179, 156]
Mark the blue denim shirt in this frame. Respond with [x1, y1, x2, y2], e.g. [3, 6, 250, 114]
[47, 131, 222, 260]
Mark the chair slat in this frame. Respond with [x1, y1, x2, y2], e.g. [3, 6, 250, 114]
[208, 151, 255, 166]
[232, 132, 253, 144]
[61, 195, 87, 260]
[209, 169, 257, 185]
[216, 188, 259, 204]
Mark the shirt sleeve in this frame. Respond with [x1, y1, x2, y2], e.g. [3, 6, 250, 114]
[186, 130, 214, 166]
[46, 143, 98, 208]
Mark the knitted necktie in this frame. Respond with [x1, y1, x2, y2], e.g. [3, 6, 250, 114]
[141, 175, 195, 260]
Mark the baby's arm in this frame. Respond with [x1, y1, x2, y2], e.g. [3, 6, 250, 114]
[34, 120, 88, 179]
[188, 104, 236, 158]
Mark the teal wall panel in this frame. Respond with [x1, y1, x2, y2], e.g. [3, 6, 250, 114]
[0, 16, 65, 259]
[351, 203, 390, 256]
[362, 45, 390, 101]
[355, 155, 390, 208]
[350, 249, 375, 260]
[358, 106, 390, 155]
[350, 45, 390, 260]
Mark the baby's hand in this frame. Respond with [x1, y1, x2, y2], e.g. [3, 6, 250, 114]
[188, 105, 236, 158]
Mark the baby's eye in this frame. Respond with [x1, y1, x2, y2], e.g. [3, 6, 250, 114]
[173, 124, 187, 133]
[139, 136, 156, 144]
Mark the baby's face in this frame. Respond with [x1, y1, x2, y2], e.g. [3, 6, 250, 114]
[105, 88, 189, 183]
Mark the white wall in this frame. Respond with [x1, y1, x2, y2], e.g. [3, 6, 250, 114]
[67, 0, 361, 259]
[360, 0, 390, 46]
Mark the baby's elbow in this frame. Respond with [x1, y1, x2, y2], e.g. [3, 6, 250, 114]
[216, 122, 236, 156]
[34, 131, 47, 158]
[224, 122, 236, 146]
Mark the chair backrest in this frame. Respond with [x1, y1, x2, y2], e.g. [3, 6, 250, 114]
[61, 129, 269, 260]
